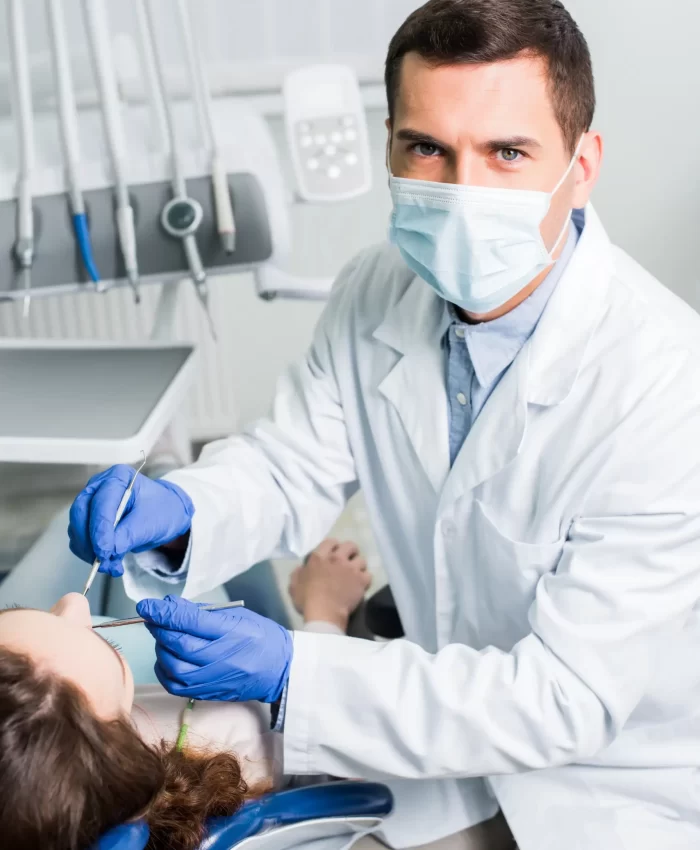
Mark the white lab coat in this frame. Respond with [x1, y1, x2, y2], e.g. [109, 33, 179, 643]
[124, 206, 700, 849]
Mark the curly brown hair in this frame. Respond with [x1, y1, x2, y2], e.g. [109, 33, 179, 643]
[0, 645, 262, 850]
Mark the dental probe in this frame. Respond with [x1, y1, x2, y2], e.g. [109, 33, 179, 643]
[46, 0, 101, 284]
[8, 0, 35, 319]
[137, 0, 217, 340]
[93, 600, 246, 629]
[174, 0, 236, 253]
[82, 453, 147, 596]
[83, 0, 141, 303]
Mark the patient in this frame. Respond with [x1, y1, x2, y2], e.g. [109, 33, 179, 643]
[0, 539, 370, 850]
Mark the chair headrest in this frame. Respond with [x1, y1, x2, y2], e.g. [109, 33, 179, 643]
[92, 821, 149, 850]
[92, 781, 393, 850]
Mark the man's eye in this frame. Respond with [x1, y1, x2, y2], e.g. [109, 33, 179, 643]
[411, 143, 441, 158]
[499, 149, 523, 163]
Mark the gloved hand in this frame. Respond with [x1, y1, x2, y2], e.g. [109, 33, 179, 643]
[136, 595, 293, 703]
[68, 465, 195, 577]
[91, 821, 149, 850]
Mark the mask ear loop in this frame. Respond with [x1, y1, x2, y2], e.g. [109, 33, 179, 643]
[547, 134, 586, 259]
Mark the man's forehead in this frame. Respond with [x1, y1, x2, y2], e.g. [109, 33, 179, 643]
[395, 52, 553, 119]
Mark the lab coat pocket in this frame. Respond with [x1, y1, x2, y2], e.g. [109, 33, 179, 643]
[459, 499, 565, 650]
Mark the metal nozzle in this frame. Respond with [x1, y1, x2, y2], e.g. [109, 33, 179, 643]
[127, 269, 142, 305]
[14, 239, 33, 319]
[20, 267, 31, 319]
[221, 230, 236, 254]
[194, 278, 218, 342]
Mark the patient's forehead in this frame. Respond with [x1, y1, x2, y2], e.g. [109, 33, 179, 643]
[0, 608, 129, 718]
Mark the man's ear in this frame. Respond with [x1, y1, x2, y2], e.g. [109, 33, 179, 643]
[572, 131, 603, 209]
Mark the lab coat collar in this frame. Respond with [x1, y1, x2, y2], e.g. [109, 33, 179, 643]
[526, 204, 613, 406]
[372, 204, 613, 494]
[373, 276, 451, 492]
[373, 263, 447, 357]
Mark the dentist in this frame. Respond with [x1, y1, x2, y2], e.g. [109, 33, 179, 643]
[69, 1, 700, 848]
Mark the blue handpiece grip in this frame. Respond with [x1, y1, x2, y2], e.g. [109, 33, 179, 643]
[73, 213, 101, 282]
[204, 781, 394, 850]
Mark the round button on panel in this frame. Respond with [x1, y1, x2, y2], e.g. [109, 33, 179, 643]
[301, 135, 313, 148]
[165, 201, 196, 230]
[344, 129, 357, 142]
[314, 133, 327, 145]
[344, 152, 358, 166]
[307, 158, 320, 171]
[330, 131, 343, 144]
[327, 165, 341, 179]
[324, 144, 337, 156]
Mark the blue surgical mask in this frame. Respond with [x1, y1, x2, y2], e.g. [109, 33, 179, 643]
[388, 139, 583, 314]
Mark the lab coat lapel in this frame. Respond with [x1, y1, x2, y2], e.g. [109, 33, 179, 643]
[448, 204, 614, 499]
[526, 204, 613, 406]
[373, 278, 451, 493]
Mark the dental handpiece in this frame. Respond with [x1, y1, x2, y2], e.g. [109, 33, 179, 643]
[8, 0, 35, 318]
[140, 0, 217, 340]
[83, 0, 141, 302]
[47, 0, 101, 284]
[93, 600, 245, 628]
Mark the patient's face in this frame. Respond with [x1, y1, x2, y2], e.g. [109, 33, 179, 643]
[0, 593, 134, 719]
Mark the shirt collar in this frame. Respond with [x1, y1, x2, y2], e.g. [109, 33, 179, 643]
[443, 220, 580, 389]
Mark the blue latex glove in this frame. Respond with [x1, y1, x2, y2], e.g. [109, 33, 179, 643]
[136, 595, 293, 703]
[91, 821, 149, 850]
[68, 465, 195, 577]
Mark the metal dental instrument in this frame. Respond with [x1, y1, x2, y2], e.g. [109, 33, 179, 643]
[93, 600, 246, 629]
[137, 0, 217, 341]
[8, 0, 35, 319]
[83, 0, 140, 303]
[175, 0, 236, 254]
[46, 0, 101, 285]
[82, 452, 147, 596]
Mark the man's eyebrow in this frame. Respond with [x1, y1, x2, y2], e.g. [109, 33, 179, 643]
[395, 128, 451, 149]
[482, 135, 542, 150]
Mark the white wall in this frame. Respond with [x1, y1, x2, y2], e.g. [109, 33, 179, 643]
[565, 0, 700, 309]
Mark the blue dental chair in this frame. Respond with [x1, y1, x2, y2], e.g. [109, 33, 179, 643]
[88, 619, 393, 850]
[96, 780, 394, 850]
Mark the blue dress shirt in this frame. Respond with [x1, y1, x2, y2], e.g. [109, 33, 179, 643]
[443, 222, 580, 466]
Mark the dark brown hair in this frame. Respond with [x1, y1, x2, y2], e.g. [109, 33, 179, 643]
[0, 646, 262, 850]
[385, 0, 595, 153]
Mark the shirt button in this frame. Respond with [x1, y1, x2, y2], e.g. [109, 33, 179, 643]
[456, 392, 468, 406]
[455, 327, 465, 339]
[442, 520, 456, 538]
